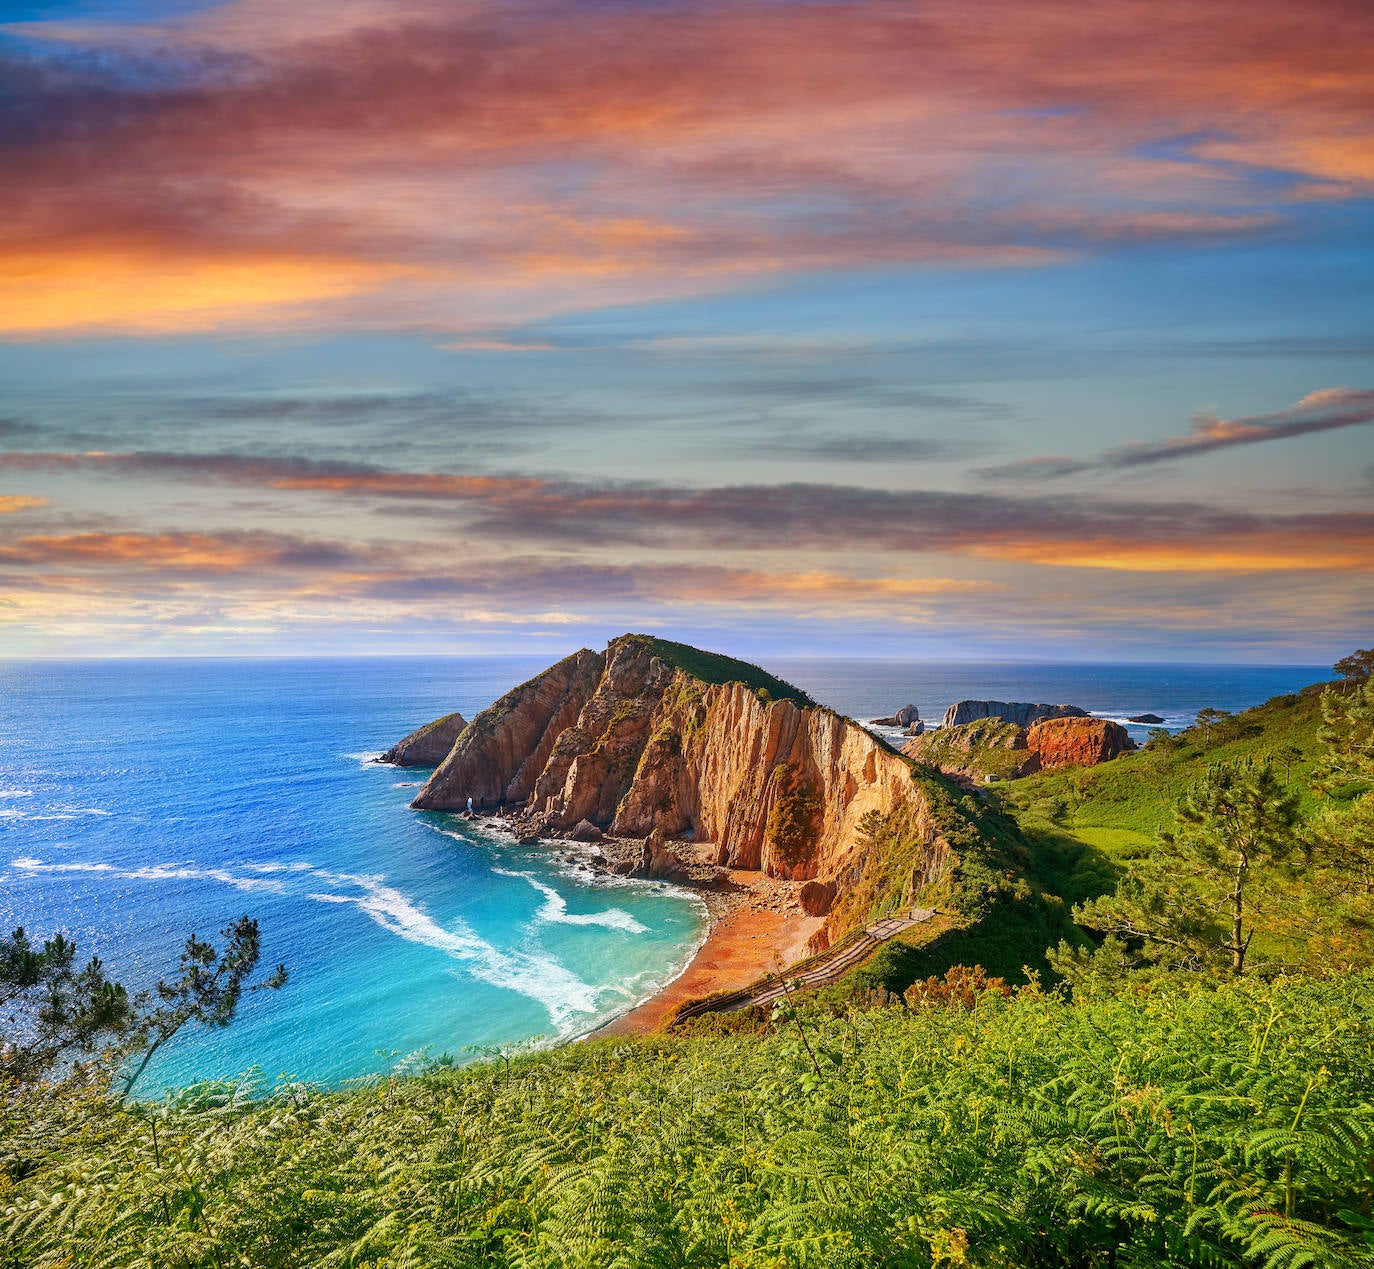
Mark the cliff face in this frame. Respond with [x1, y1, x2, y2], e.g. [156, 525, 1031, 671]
[941, 700, 1088, 729]
[413, 648, 605, 808]
[1026, 716, 1134, 769]
[378, 711, 468, 767]
[409, 635, 949, 899]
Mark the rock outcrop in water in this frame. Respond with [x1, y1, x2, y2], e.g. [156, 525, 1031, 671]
[408, 635, 950, 898]
[940, 700, 1088, 729]
[868, 704, 920, 728]
[377, 711, 468, 766]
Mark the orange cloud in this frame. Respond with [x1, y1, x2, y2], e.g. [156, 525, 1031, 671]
[3, 0, 1369, 334]
[0, 532, 273, 572]
[0, 247, 416, 337]
[0, 495, 45, 514]
[973, 536, 1374, 573]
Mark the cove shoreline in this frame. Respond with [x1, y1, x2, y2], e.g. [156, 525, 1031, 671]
[478, 812, 824, 1039]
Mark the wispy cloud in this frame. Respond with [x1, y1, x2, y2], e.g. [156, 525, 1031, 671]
[5, 446, 1372, 572]
[980, 387, 1374, 480]
[0, 494, 44, 514]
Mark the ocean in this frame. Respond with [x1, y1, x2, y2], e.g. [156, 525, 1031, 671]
[0, 654, 1324, 1092]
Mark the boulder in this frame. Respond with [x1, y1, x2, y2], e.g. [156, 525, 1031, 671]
[1129, 713, 1165, 724]
[904, 719, 925, 737]
[868, 704, 921, 727]
[798, 878, 837, 917]
[1026, 717, 1135, 770]
[571, 818, 604, 843]
[633, 828, 687, 881]
[941, 700, 1088, 729]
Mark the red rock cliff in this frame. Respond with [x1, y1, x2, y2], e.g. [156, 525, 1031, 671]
[1025, 716, 1135, 770]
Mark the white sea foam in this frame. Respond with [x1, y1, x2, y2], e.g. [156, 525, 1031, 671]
[493, 867, 648, 934]
[0, 789, 33, 799]
[306, 868, 604, 1031]
[1, 806, 112, 821]
[12, 856, 113, 873]
[9, 856, 286, 892]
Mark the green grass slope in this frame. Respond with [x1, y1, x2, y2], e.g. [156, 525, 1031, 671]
[1001, 683, 1333, 857]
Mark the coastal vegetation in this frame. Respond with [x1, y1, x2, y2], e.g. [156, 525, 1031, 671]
[4, 649, 1373, 1267]
[619, 634, 817, 709]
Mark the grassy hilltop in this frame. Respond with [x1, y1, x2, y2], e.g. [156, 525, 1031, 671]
[5, 660, 1374, 1268]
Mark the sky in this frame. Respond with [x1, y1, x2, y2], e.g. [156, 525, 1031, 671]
[0, 0, 1371, 661]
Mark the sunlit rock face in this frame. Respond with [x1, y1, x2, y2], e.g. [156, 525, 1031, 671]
[409, 634, 946, 890]
[1025, 717, 1135, 770]
[377, 712, 468, 767]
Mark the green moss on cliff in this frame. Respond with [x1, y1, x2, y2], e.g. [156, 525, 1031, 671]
[764, 764, 822, 866]
[616, 634, 815, 709]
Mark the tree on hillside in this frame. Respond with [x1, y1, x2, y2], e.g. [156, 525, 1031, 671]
[0, 917, 286, 1097]
[1306, 676, 1374, 898]
[1194, 707, 1232, 743]
[1317, 676, 1374, 784]
[1071, 759, 1299, 977]
[1333, 647, 1374, 687]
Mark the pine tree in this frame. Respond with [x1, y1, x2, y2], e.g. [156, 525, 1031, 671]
[1316, 675, 1374, 784]
[1074, 758, 1300, 976]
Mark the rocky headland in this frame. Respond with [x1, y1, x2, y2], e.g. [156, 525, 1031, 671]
[940, 699, 1089, 728]
[391, 634, 954, 945]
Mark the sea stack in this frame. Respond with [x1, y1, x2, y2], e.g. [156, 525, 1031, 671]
[376, 711, 468, 766]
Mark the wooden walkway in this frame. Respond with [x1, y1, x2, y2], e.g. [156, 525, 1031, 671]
[670, 908, 935, 1025]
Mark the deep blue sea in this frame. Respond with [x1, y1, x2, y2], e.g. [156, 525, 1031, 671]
[0, 655, 1323, 1093]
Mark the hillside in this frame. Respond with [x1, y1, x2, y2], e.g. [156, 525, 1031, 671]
[9, 971, 1371, 1267]
[7, 665, 1373, 1269]
[1001, 683, 1333, 856]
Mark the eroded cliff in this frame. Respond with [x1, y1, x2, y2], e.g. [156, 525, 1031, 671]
[407, 635, 951, 922]
[904, 714, 1135, 781]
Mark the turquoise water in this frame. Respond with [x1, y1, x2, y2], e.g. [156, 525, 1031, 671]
[0, 657, 707, 1093]
[0, 655, 1322, 1091]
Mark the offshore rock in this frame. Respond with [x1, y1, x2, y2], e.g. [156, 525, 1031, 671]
[376, 711, 468, 767]
[1129, 713, 1165, 724]
[868, 704, 920, 727]
[1026, 717, 1135, 769]
[940, 700, 1088, 729]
